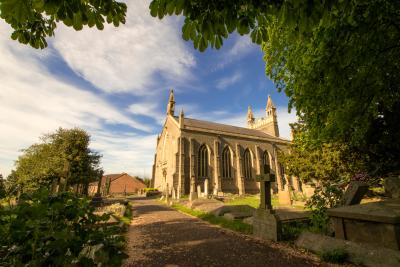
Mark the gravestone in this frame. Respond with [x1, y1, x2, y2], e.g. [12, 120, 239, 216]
[204, 179, 209, 198]
[189, 176, 198, 201]
[171, 186, 176, 200]
[253, 164, 282, 241]
[197, 185, 202, 198]
[165, 183, 170, 203]
[384, 175, 400, 199]
[213, 184, 218, 196]
[342, 181, 369, 206]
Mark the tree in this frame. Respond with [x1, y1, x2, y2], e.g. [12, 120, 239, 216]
[0, 0, 127, 48]
[0, 174, 5, 198]
[13, 127, 102, 194]
[151, 0, 400, 176]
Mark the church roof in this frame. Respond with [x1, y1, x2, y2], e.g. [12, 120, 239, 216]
[173, 116, 289, 143]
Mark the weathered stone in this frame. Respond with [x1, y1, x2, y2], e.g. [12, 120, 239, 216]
[210, 205, 255, 217]
[189, 198, 224, 213]
[296, 232, 400, 267]
[384, 175, 400, 199]
[171, 187, 176, 200]
[243, 216, 254, 225]
[197, 185, 201, 197]
[253, 208, 281, 241]
[328, 199, 400, 250]
[189, 191, 198, 202]
[223, 211, 252, 221]
[342, 181, 369, 206]
[204, 179, 209, 198]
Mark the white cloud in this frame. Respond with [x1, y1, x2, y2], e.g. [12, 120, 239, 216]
[53, 0, 195, 94]
[128, 102, 164, 124]
[216, 71, 242, 89]
[228, 36, 253, 57]
[0, 23, 155, 177]
[213, 35, 257, 71]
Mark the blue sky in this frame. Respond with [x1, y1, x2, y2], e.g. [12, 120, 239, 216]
[0, 0, 296, 178]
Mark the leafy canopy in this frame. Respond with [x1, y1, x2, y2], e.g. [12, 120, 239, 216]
[151, 0, 400, 175]
[13, 127, 102, 193]
[0, 0, 127, 48]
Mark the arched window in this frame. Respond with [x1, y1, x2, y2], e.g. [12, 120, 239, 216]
[198, 145, 208, 178]
[221, 146, 232, 179]
[243, 149, 253, 179]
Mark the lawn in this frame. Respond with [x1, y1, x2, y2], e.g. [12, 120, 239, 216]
[171, 203, 253, 234]
[224, 194, 279, 208]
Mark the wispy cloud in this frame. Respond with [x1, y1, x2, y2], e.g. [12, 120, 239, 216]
[53, 0, 195, 95]
[128, 102, 164, 125]
[216, 71, 242, 89]
[213, 36, 257, 71]
[0, 22, 155, 177]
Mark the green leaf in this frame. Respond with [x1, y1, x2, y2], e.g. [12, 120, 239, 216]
[72, 12, 83, 31]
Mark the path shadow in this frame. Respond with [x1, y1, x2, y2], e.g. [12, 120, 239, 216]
[125, 205, 319, 267]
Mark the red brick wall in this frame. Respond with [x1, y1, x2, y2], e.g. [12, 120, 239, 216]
[108, 174, 146, 194]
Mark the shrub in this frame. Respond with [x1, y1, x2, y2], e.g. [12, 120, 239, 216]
[0, 188, 127, 266]
[306, 183, 343, 233]
[320, 248, 348, 263]
[144, 188, 158, 192]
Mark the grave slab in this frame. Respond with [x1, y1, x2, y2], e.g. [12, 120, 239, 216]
[328, 199, 400, 250]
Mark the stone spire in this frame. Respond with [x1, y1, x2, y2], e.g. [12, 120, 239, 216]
[166, 89, 175, 115]
[179, 109, 184, 128]
[265, 95, 276, 117]
[247, 105, 255, 127]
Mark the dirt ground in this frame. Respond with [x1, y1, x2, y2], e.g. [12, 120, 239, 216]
[123, 199, 331, 267]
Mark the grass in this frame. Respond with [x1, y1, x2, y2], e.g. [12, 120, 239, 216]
[224, 194, 279, 208]
[171, 203, 253, 234]
[319, 248, 348, 264]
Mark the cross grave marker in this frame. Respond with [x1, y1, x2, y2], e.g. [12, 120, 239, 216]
[255, 164, 276, 211]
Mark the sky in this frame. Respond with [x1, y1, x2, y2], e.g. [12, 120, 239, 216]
[0, 0, 296, 178]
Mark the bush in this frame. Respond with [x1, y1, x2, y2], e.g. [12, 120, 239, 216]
[320, 248, 348, 263]
[306, 183, 343, 233]
[0, 188, 127, 266]
[144, 188, 158, 192]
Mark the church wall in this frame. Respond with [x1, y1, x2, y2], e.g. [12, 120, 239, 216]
[153, 117, 180, 193]
[180, 130, 280, 195]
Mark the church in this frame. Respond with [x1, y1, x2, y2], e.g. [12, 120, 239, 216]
[151, 90, 301, 201]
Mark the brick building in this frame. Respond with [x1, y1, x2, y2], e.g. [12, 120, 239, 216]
[89, 173, 146, 195]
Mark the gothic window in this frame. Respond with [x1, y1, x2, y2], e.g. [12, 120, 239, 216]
[243, 149, 253, 179]
[221, 146, 232, 179]
[198, 144, 208, 178]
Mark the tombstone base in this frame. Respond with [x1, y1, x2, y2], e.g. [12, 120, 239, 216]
[189, 192, 198, 202]
[253, 208, 282, 241]
[278, 190, 292, 206]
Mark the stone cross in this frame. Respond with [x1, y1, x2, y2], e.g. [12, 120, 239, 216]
[256, 164, 276, 210]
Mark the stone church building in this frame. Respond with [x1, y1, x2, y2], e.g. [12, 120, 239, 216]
[152, 90, 300, 201]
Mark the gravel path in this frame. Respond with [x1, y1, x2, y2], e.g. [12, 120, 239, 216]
[124, 199, 321, 267]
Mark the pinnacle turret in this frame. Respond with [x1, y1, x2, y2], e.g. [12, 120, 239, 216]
[166, 89, 175, 115]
